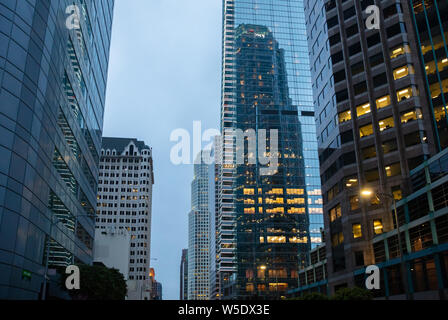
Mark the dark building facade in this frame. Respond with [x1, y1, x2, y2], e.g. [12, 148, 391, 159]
[0, 0, 114, 299]
[216, 0, 322, 300]
[180, 248, 188, 300]
[305, 0, 448, 296]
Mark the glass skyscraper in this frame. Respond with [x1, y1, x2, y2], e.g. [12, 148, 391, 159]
[215, 0, 323, 299]
[0, 0, 114, 299]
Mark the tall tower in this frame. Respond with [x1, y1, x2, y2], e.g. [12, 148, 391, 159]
[180, 249, 188, 300]
[215, 0, 323, 299]
[0, 0, 114, 299]
[96, 137, 154, 300]
[188, 152, 212, 300]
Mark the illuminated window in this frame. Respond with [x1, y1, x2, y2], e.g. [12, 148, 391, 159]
[244, 207, 255, 214]
[244, 199, 255, 205]
[329, 204, 342, 222]
[385, 163, 401, 177]
[266, 207, 284, 214]
[267, 236, 286, 243]
[289, 237, 307, 243]
[345, 176, 358, 188]
[244, 188, 255, 195]
[338, 110, 352, 123]
[269, 283, 288, 292]
[287, 198, 305, 204]
[392, 188, 402, 200]
[265, 197, 284, 204]
[397, 87, 414, 101]
[376, 95, 391, 109]
[401, 109, 422, 123]
[390, 44, 410, 59]
[379, 117, 395, 131]
[373, 220, 383, 235]
[356, 102, 371, 117]
[360, 123, 373, 138]
[393, 65, 413, 80]
[434, 105, 447, 122]
[259, 237, 264, 243]
[287, 188, 304, 195]
[288, 207, 305, 214]
[267, 188, 283, 195]
[352, 224, 362, 239]
[246, 284, 255, 292]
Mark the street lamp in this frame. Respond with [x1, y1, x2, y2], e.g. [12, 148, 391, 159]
[360, 188, 411, 300]
[42, 213, 95, 300]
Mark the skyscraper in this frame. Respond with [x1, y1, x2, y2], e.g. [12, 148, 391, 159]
[96, 137, 154, 300]
[304, 0, 448, 295]
[180, 248, 188, 300]
[188, 151, 211, 300]
[215, 0, 323, 299]
[0, 0, 114, 299]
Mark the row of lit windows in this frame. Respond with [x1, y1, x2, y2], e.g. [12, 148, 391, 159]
[243, 207, 306, 214]
[339, 86, 418, 125]
[243, 188, 304, 195]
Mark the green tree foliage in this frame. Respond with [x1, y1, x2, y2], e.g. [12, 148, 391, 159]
[332, 287, 373, 301]
[60, 264, 127, 300]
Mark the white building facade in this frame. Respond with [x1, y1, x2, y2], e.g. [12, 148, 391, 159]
[188, 152, 211, 300]
[96, 138, 154, 300]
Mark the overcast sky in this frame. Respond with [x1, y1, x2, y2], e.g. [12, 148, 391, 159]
[103, 0, 222, 300]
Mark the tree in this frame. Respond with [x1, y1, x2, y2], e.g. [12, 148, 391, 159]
[60, 264, 127, 300]
[298, 292, 329, 300]
[286, 292, 328, 300]
[331, 287, 373, 301]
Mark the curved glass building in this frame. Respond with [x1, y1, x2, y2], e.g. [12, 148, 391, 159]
[0, 0, 114, 299]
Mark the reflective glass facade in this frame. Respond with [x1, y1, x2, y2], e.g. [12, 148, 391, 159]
[217, 0, 323, 299]
[0, 0, 114, 299]
[410, 0, 448, 150]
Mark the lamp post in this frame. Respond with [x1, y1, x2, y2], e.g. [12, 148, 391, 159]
[42, 213, 94, 300]
[360, 189, 411, 300]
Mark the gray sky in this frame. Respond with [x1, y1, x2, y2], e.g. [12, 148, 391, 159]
[103, 0, 222, 300]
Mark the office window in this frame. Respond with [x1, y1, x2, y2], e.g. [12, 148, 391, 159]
[373, 219, 383, 235]
[360, 123, 374, 138]
[401, 108, 422, 123]
[390, 43, 410, 59]
[352, 224, 362, 239]
[385, 163, 401, 177]
[356, 102, 371, 117]
[376, 95, 391, 109]
[338, 109, 352, 123]
[393, 65, 414, 80]
[379, 117, 395, 131]
[397, 87, 415, 101]
[329, 204, 342, 222]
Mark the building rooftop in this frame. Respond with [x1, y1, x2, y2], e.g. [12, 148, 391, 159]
[102, 137, 150, 154]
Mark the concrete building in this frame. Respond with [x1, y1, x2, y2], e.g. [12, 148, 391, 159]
[180, 248, 188, 300]
[93, 228, 131, 282]
[304, 0, 448, 296]
[96, 137, 154, 300]
[188, 151, 211, 300]
[0, 0, 114, 299]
